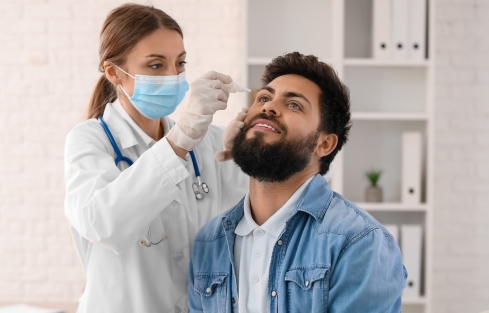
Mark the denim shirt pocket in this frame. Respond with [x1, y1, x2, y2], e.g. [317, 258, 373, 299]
[194, 273, 228, 313]
[284, 266, 330, 312]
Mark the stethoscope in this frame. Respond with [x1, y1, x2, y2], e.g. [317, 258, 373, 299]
[98, 115, 209, 246]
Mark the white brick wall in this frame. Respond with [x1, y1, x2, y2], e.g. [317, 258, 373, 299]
[433, 0, 489, 312]
[1, 0, 488, 311]
[0, 0, 245, 303]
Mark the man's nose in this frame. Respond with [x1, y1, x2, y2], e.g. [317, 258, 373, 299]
[260, 100, 280, 116]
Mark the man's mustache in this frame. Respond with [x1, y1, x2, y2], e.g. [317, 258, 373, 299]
[243, 113, 287, 135]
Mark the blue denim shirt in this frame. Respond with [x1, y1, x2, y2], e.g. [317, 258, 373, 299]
[188, 174, 407, 313]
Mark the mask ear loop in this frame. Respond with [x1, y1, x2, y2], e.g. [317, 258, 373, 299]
[111, 63, 136, 98]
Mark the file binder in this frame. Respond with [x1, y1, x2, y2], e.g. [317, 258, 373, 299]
[391, 0, 409, 60]
[401, 132, 422, 205]
[408, 0, 427, 60]
[372, 0, 391, 59]
[401, 225, 423, 298]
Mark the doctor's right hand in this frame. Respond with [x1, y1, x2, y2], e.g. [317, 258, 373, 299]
[166, 70, 232, 151]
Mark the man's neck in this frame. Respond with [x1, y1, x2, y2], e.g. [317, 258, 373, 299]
[248, 168, 317, 225]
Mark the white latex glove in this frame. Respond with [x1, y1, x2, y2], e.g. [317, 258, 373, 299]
[215, 107, 249, 162]
[166, 70, 232, 151]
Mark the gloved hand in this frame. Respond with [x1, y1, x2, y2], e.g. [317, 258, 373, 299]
[167, 70, 232, 151]
[215, 107, 249, 162]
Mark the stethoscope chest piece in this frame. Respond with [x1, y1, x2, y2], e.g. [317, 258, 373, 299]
[189, 150, 209, 200]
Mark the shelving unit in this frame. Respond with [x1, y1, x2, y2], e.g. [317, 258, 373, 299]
[246, 0, 434, 312]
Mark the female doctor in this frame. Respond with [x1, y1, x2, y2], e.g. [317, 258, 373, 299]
[64, 4, 248, 312]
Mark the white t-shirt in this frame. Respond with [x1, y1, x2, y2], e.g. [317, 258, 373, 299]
[234, 176, 314, 313]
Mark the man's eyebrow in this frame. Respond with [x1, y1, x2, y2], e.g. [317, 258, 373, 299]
[259, 86, 275, 94]
[283, 91, 312, 107]
[145, 51, 187, 59]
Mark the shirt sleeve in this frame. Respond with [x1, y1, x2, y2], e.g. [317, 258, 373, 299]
[328, 228, 407, 313]
[64, 122, 189, 255]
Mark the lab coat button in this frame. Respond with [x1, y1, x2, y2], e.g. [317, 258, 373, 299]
[139, 240, 146, 246]
[253, 275, 259, 282]
[256, 229, 265, 236]
[161, 233, 167, 240]
[175, 252, 184, 262]
[254, 250, 261, 258]
[174, 306, 182, 313]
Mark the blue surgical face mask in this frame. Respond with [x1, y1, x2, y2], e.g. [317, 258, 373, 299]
[114, 65, 189, 119]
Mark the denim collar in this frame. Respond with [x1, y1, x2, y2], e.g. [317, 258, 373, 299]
[222, 174, 334, 231]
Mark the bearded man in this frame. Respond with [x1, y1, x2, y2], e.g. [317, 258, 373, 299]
[188, 52, 407, 313]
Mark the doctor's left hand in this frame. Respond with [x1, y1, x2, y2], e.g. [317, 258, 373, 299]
[215, 107, 248, 162]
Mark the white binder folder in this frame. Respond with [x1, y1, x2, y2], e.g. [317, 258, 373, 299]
[391, 0, 409, 60]
[402, 132, 422, 204]
[401, 225, 423, 298]
[384, 224, 399, 243]
[408, 0, 427, 60]
[372, 0, 391, 59]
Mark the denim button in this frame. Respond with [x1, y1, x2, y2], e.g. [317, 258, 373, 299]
[305, 280, 310, 287]
[232, 298, 236, 304]
[206, 287, 211, 294]
[271, 291, 277, 297]
[277, 240, 283, 246]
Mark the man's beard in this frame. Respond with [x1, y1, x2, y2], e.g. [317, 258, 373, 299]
[231, 114, 319, 183]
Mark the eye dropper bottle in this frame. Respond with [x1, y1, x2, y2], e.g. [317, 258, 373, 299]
[225, 82, 251, 93]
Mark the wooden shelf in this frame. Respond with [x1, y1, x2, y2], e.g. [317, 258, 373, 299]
[351, 112, 429, 121]
[344, 58, 430, 67]
[403, 297, 427, 305]
[355, 202, 428, 212]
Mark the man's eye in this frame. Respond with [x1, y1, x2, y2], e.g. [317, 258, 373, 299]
[150, 63, 162, 69]
[258, 96, 269, 103]
[289, 102, 300, 110]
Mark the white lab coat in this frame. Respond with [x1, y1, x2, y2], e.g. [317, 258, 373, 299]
[64, 99, 249, 313]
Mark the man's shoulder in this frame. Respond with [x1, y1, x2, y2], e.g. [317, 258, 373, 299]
[194, 203, 243, 243]
[317, 192, 390, 243]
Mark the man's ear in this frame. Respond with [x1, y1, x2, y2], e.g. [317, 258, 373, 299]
[103, 61, 121, 86]
[315, 133, 338, 158]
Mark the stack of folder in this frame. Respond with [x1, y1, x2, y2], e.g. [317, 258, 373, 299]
[372, 0, 427, 60]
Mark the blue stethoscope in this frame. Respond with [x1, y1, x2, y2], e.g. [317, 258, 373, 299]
[98, 115, 209, 201]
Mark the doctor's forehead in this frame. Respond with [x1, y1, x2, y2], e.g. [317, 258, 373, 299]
[128, 28, 185, 58]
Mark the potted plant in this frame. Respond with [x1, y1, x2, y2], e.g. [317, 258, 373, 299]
[365, 169, 383, 202]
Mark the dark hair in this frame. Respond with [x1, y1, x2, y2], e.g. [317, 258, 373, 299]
[261, 52, 351, 175]
[86, 3, 183, 119]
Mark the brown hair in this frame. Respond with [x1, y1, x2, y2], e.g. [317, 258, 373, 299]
[86, 3, 183, 119]
[262, 52, 351, 175]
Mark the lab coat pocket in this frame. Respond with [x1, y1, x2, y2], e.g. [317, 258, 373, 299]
[284, 266, 330, 312]
[194, 272, 228, 313]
